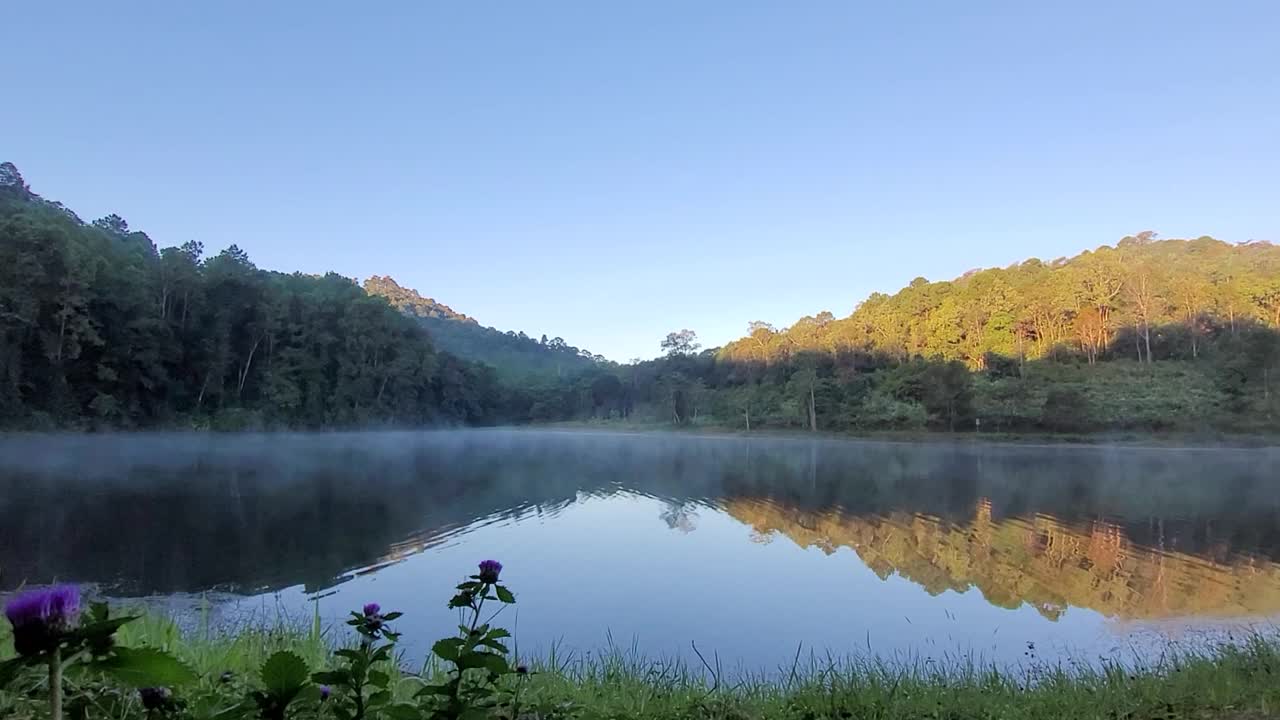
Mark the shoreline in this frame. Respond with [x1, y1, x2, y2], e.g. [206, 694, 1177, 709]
[538, 420, 1280, 450]
[1, 421, 1276, 451]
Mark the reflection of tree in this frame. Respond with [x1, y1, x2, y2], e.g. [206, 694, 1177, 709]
[660, 501, 699, 534]
[3, 431, 1279, 602]
[726, 498, 1280, 621]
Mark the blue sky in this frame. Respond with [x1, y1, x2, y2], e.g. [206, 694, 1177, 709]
[6, 2, 1278, 361]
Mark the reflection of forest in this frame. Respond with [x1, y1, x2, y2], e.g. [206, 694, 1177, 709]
[726, 498, 1280, 620]
[2, 431, 1278, 602]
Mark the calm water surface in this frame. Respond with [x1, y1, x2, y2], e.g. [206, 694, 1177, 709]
[2, 430, 1278, 671]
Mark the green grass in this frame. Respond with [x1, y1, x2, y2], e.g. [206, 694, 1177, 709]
[11, 610, 1276, 720]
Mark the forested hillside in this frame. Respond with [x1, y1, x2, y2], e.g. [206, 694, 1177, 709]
[3, 160, 1277, 436]
[364, 276, 604, 382]
[0, 163, 509, 429]
[720, 232, 1280, 368]
[618, 234, 1280, 435]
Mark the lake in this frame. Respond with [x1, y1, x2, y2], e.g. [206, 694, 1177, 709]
[2, 430, 1278, 672]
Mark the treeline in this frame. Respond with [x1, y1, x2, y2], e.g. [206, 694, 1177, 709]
[583, 236, 1280, 435]
[5, 160, 1278, 436]
[720, 231, 1280, 368]
[0, 163, 510, 430]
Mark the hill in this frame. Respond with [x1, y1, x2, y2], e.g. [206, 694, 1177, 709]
[614, 235, 1280, 435]
[721, 232, 1280, 368]
[363, 276, 605, 382]
[0, 162, 508, 430]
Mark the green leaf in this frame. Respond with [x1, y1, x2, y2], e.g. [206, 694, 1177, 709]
[311, 670, 348, 685]
[96, 646, 197, 687]
[485, 628, 511, 640]
[457, 652, 509, 675]
[85, 601, 111, 624]
[479, 639, 509, 654]
[415, 683, 452, 697]
[381, 611, 403, 621]
[293, 685, 326, 705]
[494, 586, 516, 604]
[382, 703, 422, 720]
[0, 657, 29, 688]
[431, 638, 461, 662]
[74, 615, 139, 643]
[368, 689, 392, 707]
[368, 669, 390, 688]
[370, 645, 394, 663]
[334, 648, 363, 661]
[477, 653, 510, 675]
[260, 650, 310, 699]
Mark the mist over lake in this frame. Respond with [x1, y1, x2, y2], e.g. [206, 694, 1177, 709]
[2, 430, 1277, 670]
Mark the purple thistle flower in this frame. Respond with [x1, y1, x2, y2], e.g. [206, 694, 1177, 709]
[5, 585, 80, 630]
[319, 685, 331, 701]
[363, 602, 381, 617]
[138, 687, 172, 710]
[478, 560, 502, 584]
[4, 585, 81, 657]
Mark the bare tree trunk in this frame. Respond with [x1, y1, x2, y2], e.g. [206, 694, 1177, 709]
[808, 386, 817, 432]
[56, 313, 66, 364]
[1143, 324, 1152, 365]
[744, 406, 751, 431]
[237, 336, 262, 398]
[197, 372, 211, 409]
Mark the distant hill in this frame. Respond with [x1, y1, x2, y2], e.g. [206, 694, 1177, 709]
[721, 233, 1280, 368]
[698, 233, 1280, 434]
[364, 276, 605, 382]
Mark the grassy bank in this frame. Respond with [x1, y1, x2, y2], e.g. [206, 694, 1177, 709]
[6, 610, 1280, 719]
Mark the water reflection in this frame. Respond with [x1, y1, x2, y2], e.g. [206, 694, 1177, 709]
[1, 430, 1278, 661]
[729, 498, 1280, 620]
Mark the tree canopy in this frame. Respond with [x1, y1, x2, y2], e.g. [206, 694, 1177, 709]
[3, 162, 1277, 436]
[0, 164, 508, 429]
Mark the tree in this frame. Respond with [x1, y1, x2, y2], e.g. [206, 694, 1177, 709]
[0, 162, 26, 194]
[1124, 255, 1162, 364]
[660, 329, 700, 357]
[588, 373, 623, 418]
[0, 163, 523, 430]
[92, 214, 129, 236]
[786, 368, 820, 431]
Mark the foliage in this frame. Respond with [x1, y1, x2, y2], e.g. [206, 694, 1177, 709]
[419, 561, 521, 720]
[582, 236, 1280, 436]
[6, 578, 1280, 720]
[0, 165, 513, 430]
[4, 163, 1279, 436]
[1, 563, 529, 719]
[0, 589, 194, 720]
[364, 276, 606, 385]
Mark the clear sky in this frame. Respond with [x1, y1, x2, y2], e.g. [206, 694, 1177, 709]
[6, 2, 1278, 361]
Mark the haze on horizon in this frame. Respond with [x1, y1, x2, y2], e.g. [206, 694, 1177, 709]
[6, 1, 1277, 361]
